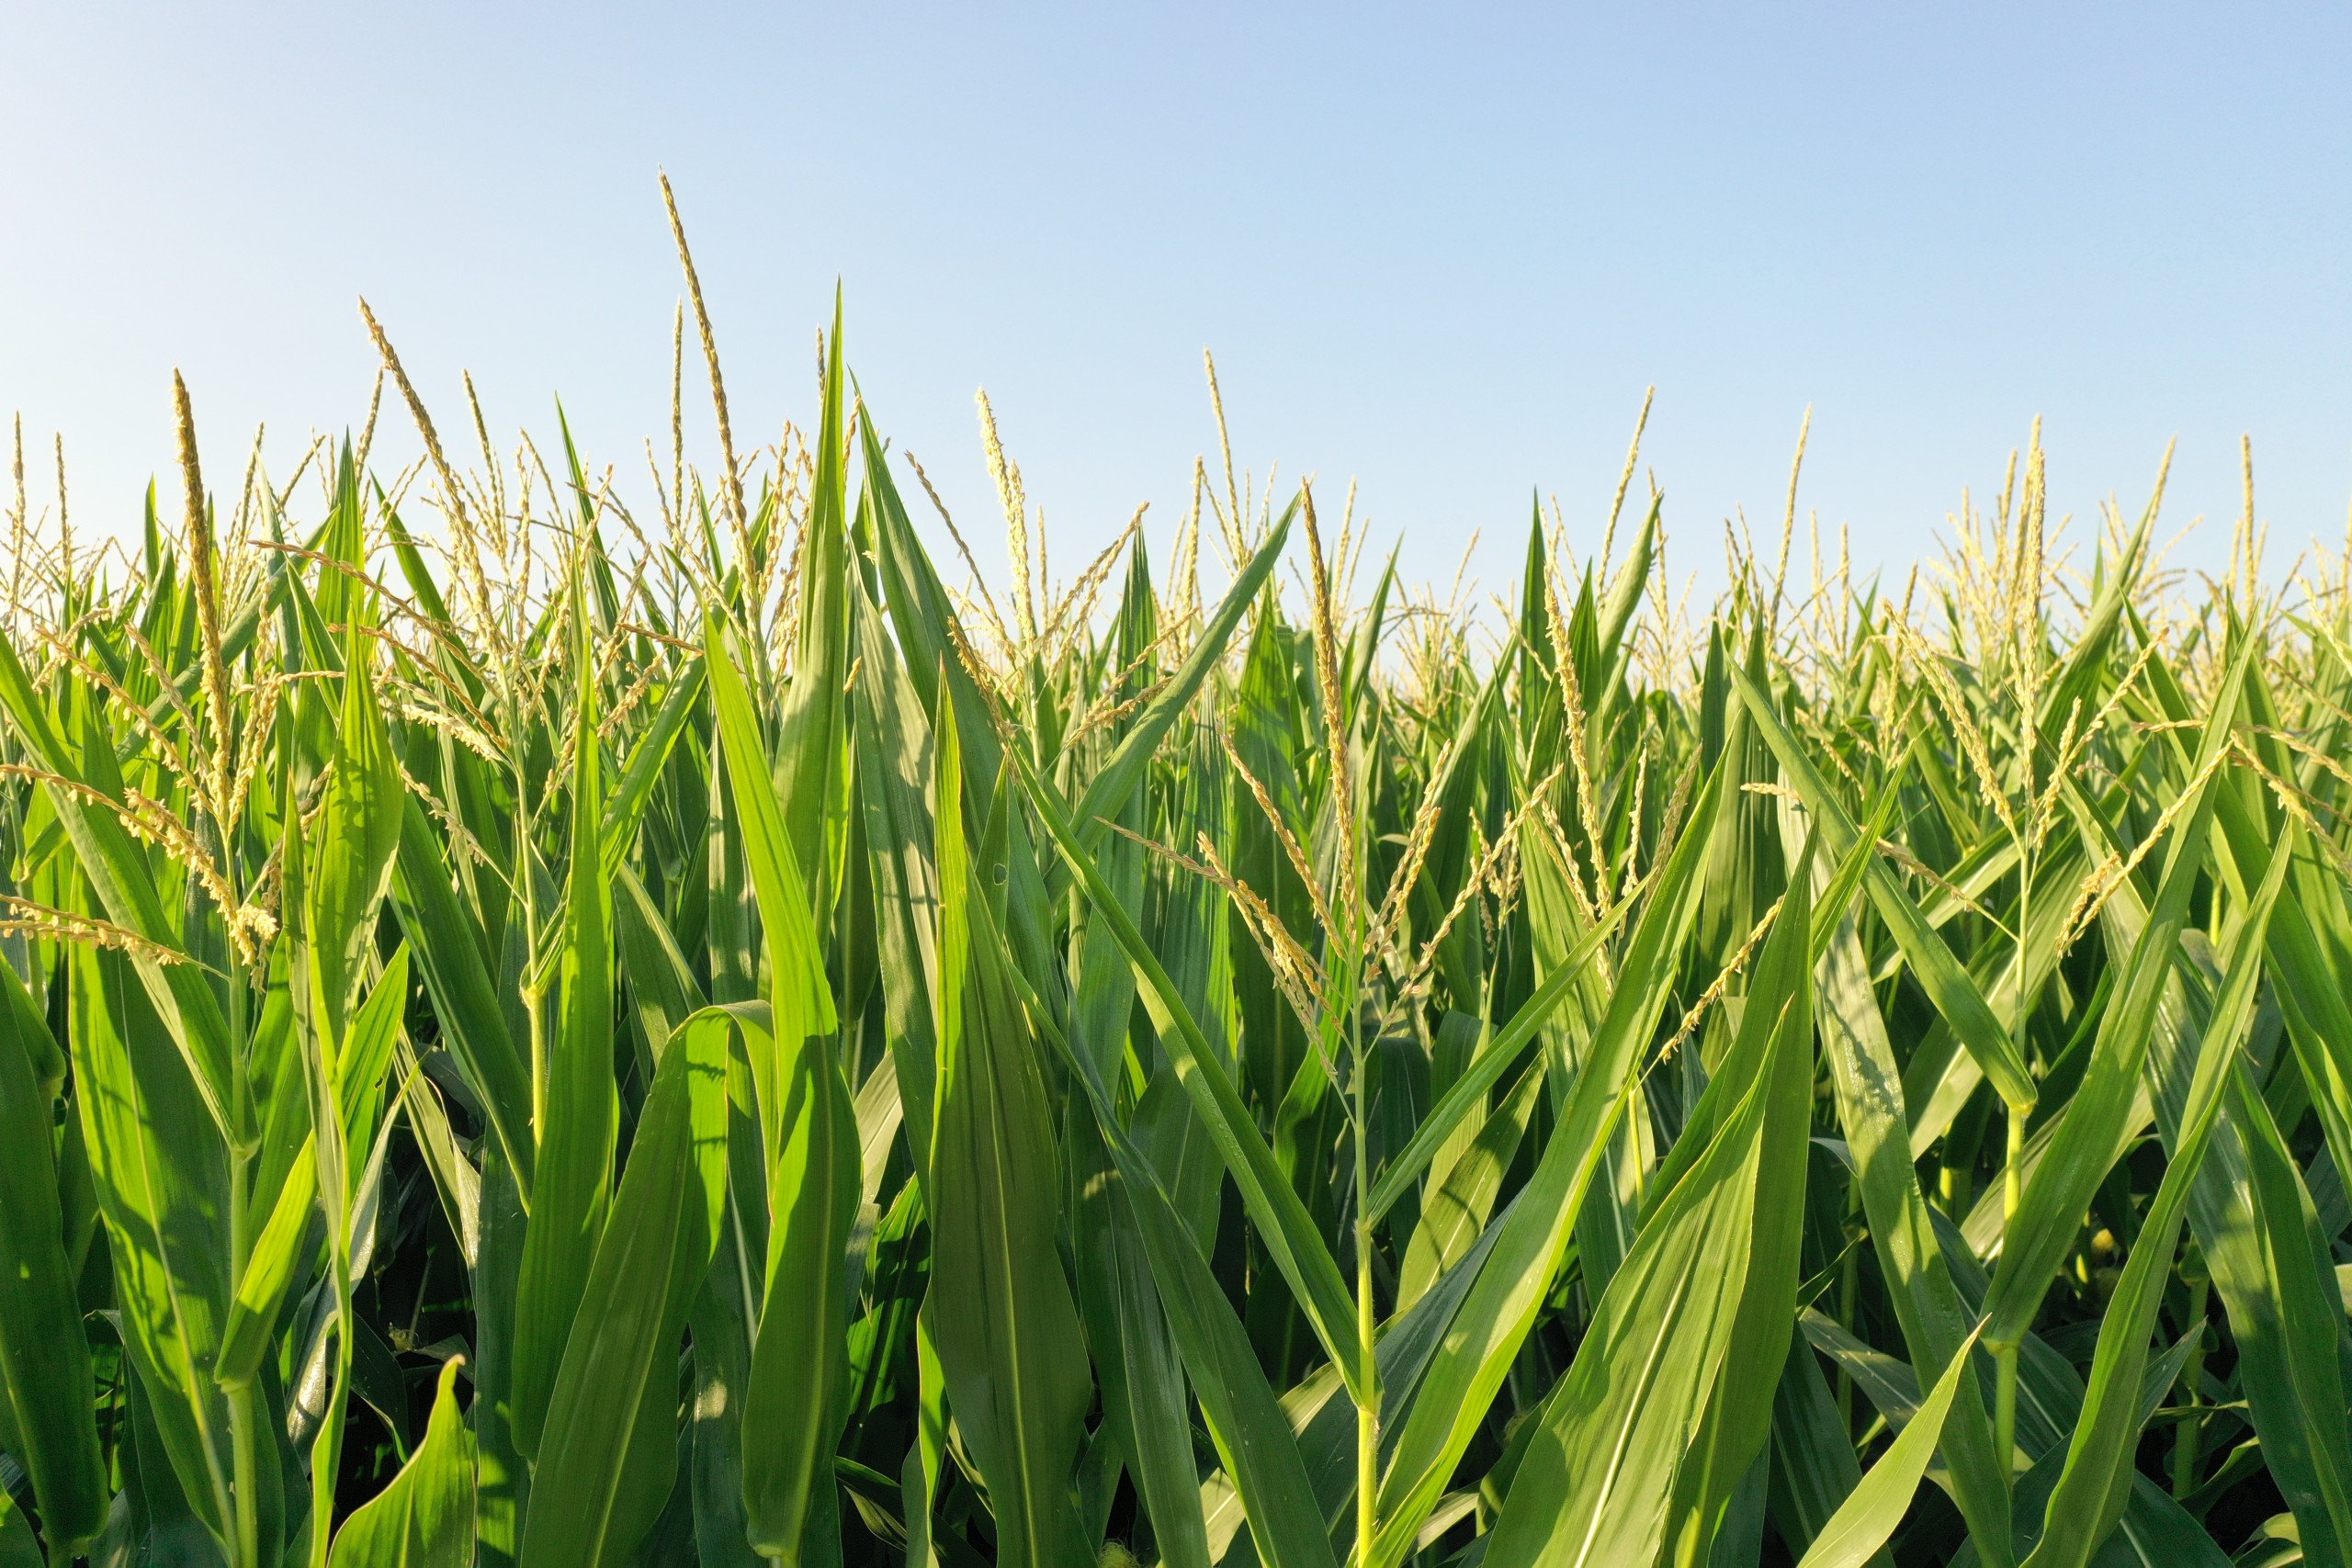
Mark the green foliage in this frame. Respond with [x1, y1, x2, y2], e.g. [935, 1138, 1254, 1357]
[0, 255, 2346, 1568]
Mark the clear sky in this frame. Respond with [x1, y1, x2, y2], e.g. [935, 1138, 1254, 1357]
[5, 3, 2349, 605]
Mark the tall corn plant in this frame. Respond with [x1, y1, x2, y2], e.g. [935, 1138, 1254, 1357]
[1, 201, 2350, 1568]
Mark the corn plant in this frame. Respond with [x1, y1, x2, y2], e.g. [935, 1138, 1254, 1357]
[0, 192, 2350, 1568]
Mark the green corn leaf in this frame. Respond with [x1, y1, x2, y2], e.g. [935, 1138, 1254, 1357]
[707, 589, 864, 1563]
[1069, 1113, 1214, 1568]
[335, 944, 412, 1160]
[1056, 506, 1293, 871]
[599, 660, 706, 884]
[0, 948, 106, 1552]
[0, 1492, 37, 1568]
[2018, 841, 2286, 1568]
[1012, 911, 1339, 1568]
[329, 1357, 479, 1568]
[1396, 1057, 1542, 1310]
[1980, 637, 2249, 1353]
[688, 1225, 768, 1568]
[705, 611, 839, 1069]
[1017, 739, 1370, 1406]
[512, 603, 619, 1461]
[848, 568, 944, 1173]
[216, 1145, 318, 1392]
[0, 634, 242, 1143]
[1814, 843, 2017, 1561]
[773, 290, 852, 919]
[1794, 1326, 1987, 1568]
[1367, 878, 1640, 1225]
[392, 794, 536, 1197]
[2218, 1072, 2352, 1559]
[1475, 999, 1779, 1568]
[515, 984, 729, 1568]
[304, 604, 404, 1043]
[67, 942, 235, 1548]
[1733, 662, 2036, 1111]
[1769, 1325, 1876, 1562]
[737, 999, 862, 1562]
[0, 934, 62, 1099]
[1660, 829, 1818, 1568]
[2075, 775, 2352, 1555]
[1369, 750, 1732, 1567]
[613, 863, 703, 1071]
[924, 699, 1094, 1568]
[2152, 638, 2352, 1266]
[1594, 498, 1659, 680]
[219, 946, 411, 1392]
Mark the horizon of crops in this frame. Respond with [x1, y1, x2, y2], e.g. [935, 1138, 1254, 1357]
[1, 193, 2349, 1568]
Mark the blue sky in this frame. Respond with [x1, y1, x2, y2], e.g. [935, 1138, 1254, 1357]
[4, 3, 2348, 604]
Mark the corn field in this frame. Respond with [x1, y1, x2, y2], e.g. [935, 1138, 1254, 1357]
[3, 217, 2352, 1568]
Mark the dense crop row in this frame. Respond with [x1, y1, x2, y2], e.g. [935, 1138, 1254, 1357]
[1, 232, 2349, 1568]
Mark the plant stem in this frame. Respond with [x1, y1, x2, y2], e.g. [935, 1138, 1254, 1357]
[1996, 814, 2032, 1492]
[2172, 1265, 2211, 1497]
[1356, 1162, 1376, 1568]
[223, 825, 262, 1568]
[1351, 958, 1378, 1568]
[1995, 1100, 2024, 1483]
